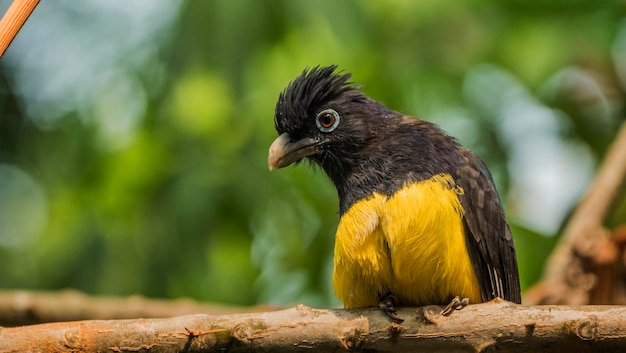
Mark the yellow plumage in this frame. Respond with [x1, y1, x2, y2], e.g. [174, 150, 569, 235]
[332, 173, 481, 308]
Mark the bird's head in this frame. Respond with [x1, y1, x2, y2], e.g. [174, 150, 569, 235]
[268, 66, 452, 212]
[268, 66, 398, 178]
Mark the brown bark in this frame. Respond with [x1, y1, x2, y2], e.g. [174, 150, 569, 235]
[2, 299, 626, 353]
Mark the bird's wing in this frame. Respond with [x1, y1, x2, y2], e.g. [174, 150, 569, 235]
[454, 149, 521, 304]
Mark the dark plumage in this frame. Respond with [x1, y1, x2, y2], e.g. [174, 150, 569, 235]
[269, 65, 521, 309]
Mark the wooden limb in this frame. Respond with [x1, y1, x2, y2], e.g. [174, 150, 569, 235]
[0, 0, 39, 58]
[2, 299, 626, 352]
[0, 289, 275, 327]
[524, 122, 626, 305]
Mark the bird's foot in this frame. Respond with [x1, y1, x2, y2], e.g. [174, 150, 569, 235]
[441, 296, 469, 316]
[379, 294, 404, 323]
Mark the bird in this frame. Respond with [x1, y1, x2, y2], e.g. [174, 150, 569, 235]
[267, 65, 521, 321]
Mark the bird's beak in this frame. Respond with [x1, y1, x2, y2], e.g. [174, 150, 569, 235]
[268, 133, 320, 171]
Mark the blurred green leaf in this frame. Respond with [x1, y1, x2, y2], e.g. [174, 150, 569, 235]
[0, 0, 624, 307]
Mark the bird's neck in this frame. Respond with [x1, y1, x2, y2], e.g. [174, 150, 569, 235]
[321, 117, 459, 214]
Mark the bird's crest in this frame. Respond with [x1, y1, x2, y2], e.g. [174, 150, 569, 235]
[274, 65, 363, 134]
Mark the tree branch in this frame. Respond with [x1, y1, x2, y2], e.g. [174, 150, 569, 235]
[0, 289, 273, 327]
[1, 299, 625, 352]
[524, 121, 626, 305]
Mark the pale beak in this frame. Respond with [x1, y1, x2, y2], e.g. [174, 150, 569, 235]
[268, 133, 321, 171]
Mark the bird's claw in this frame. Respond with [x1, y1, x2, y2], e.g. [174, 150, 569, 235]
[441, 296, 469, 316]
[379, 294, 404, 323]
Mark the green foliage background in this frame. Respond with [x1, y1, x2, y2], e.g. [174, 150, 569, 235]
[0, 0, 624, 307]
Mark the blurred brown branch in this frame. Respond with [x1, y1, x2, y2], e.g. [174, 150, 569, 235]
[2, 299, 626, 353]
[0, 289, 275, 327]
[524, 121, 626, 305]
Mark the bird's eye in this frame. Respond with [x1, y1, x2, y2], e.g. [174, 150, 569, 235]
[315, 109, 340, 132]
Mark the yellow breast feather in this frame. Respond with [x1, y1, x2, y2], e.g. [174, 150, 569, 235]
[333, 173, 481, 308]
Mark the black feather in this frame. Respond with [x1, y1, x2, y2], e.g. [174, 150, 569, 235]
[275, 65, 364, 136]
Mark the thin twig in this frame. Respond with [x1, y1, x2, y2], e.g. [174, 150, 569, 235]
[0, 0, 40, 58]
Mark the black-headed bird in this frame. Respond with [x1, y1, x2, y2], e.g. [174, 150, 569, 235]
[267, 66, 521, 321]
